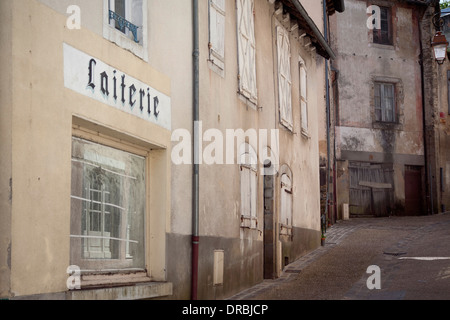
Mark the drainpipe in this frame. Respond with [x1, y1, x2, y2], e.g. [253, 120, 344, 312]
[418, 4, 432, 215]
[192, 0, 200, 300]
[323, 0, 332, 226]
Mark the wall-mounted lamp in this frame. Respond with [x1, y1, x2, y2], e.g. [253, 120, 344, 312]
[431, 31, 449, 65]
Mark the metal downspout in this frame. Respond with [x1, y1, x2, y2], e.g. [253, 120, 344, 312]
[323, 0, 332, 226]
[192, 0, 200, 300]
[418, 4, 432, 215]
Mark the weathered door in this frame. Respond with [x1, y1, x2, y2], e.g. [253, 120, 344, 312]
[349, 162, 394, 217]
[404, 166, 423, 216]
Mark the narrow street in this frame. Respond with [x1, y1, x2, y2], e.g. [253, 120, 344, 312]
[229, 213, 450, 300]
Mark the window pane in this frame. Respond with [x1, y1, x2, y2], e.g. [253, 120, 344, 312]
[374, 7, 391, 45]
[115, 0, 126, 33]
[374, 83, 395, 123]
[374, 83, 381, 121]
[70, 137, 146, 270]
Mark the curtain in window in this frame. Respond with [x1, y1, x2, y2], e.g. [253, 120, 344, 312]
[374, 83, 395, 122]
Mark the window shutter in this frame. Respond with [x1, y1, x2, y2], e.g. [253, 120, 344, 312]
[300, 64, 308, 132]
[280, 174, 292, 226]
[250, 169, 257, 222]
[241, 167, 250, 217]
[210, 0, 225, 68]
[237, 0, 257, 102]
[277, 26, 293, 129]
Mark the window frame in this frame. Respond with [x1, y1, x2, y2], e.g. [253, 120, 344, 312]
[70, 131, 150, 276]
[374, 81, 396, 123]
[103, 0, 149, 62]
[372, 5, 393, 46]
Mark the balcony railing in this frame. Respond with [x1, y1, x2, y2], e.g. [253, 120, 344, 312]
[109, 10, 139, 43]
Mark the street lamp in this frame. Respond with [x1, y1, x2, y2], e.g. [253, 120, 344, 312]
[431, 31, 449, 65]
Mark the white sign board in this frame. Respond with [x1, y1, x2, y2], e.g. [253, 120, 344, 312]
[64, 43, 171, 130]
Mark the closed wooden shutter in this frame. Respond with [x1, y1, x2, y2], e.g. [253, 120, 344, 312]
[277, 25, 293, 130]
[280, 173, 292, 236]
[209, 0, 225, 69]
[240, 148, 258, 228]
[300, 62, 308, 132]
[237, 0, 257, 102]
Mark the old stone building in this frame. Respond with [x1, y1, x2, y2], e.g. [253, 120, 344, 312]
[0, 0, 344, 300]
[328, 0, 441, 218]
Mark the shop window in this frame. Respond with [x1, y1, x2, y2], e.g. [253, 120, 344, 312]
[70, 137, 146, 273]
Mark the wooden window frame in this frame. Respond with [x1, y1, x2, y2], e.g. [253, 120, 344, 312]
[373, 5, 393, 46]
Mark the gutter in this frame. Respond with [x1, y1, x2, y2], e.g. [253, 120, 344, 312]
[191, 0, 200, 300]
[290, 0, 336, 60]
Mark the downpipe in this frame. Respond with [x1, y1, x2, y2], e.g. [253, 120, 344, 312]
[191, 0, 200, 300]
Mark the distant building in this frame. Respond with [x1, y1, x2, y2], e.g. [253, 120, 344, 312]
[328, 0, 442, 218]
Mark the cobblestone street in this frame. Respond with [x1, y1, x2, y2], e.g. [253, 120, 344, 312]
[228, 213, 450, 300]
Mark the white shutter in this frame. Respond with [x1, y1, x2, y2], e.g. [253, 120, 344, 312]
[241, 166, 250, 217]
[237, 0, 257, 102]
[210, 0, 225, 69]
[250, 169, 257, 227]
[280, 174, 292, 226]
[300, 64, 308, 132]
[277, 26, 293, 130]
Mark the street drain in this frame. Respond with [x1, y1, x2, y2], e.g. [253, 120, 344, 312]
[383, 251, 407, 256]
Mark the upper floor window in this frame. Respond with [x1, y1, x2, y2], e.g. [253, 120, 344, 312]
[373, 6, 392, 45]
[277, 25, 293, 131]
[237, 0, 258, 104]
[374, 82, 396, 123]
[209, 0, 226, 72]
[103, 0, 148, 61]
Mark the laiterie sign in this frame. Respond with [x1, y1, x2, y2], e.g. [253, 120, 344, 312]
[64, 43, 171, 130]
